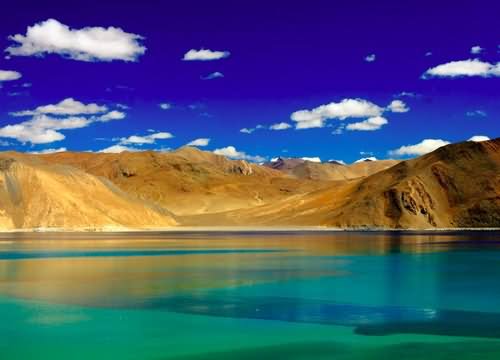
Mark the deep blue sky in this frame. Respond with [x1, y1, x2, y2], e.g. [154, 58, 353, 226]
[0, 0, 498, 162]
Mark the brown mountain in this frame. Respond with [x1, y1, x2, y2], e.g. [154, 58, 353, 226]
[36, 146, 329, 215]
[264, 157, 399, 181]
[187, 138, 499, 228]
[0, 154, 176, 230]
[0, 138, 498, 230]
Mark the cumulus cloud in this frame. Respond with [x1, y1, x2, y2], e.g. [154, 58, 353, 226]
[389, 139, 450, 157]
[470, 46, 483, 54]
[269, 122, 292, 130]
[468, 135, 490, 142]
[186, 138, 210, 147]
[354, 157, 378, 163]
[466, 110, 487, 117]
[98, 144, 141, 153]
[290, 98, 406, 130]
[346, 116, 388, 131]
[98, 110, 125, 122]
[291, 98, 384, 129]
[423, 59, 500, 78]
[365, 54, 376, 62]
[201, 71, 224, 80]
[119, 131, 173, 145]
[0, 124, 65, 144]
[301, 157, 321, 162]
[213, 146, 265, 162]
[0, 99, 124, 144]
[0, 70, 22, 82]
[5, 19, 146, 62]
[31, 147, 67, 154]
[11, 98, 107, 117]
[183, 49, 230, 61]
[159, 103, 171, 110]
[387, 100, 409, 113]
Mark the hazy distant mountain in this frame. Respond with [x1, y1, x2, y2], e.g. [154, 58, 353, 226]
[263, 156, 399, 181]
[0, 139, 498, 230]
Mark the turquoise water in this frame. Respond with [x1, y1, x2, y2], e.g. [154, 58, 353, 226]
[1, 231, 500, 359]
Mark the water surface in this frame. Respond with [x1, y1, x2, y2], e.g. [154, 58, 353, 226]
[1, 231, 500, 359]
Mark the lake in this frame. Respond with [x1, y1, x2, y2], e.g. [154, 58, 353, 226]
[1, 231, 500, 359]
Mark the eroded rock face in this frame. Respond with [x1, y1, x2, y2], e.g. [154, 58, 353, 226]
[227, 160, 253, 175]
[431, 164, 462, 206]
[399, 180, 437, 226]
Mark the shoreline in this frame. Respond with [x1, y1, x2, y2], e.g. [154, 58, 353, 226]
[0, 226, 499, 234]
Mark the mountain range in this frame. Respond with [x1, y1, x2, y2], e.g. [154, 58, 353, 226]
[0, 138, 498, 230]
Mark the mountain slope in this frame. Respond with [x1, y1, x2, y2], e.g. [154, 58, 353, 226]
[183, 139, 500, 228]
[264, 157, 399, 181]
[39, 147, 329, 215]
[0, 156, 177, 230]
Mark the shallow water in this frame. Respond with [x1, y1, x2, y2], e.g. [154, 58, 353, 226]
[1, 231, 500, 359]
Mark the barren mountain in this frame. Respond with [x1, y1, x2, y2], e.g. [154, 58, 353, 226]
[0, 155, 176, 230]
[0, 139, 498, 230]
[184, 138, 500, 228]
[264, 157, 399, 181]
[38, 147, 330, 215]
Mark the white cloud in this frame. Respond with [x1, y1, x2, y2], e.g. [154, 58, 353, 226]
[395, 91, 419, 98]
[183, 49, 230, 61]
[120, 131, 173, 145]
[0, 70, 22, 82]
[365, 54, 376, 62]
[186, 138, 210, 147]
[291, 98, 385, 129]
[6, 19, 146, 62]
[0, 99, 124, 144]
[331, 124, 345, 135]
[470, 46, 483, 54]
[213, 146, 265, 162]
[387, 100, 409, 113]
[240, 124, 264, 134]
[11, 98, 107, 116]
[116, 103, 130, 110]
[31, 147, 67, 154]
[98, 144, 141, 153]
[301, 157, 321, 163]
[0, 124, 65, 144]
[346, 116, 388, 131]
[425, 51, 432, 56]
[269, 122, 292, 130]
[468, 135, 490, 142]
[240, 128, 254, 134]
[423, 59, 500, 78]
[389, 139, 450, 157]
[159, 103, 171, 110]
[98, 110, 125, 122]
[0, 114, 96, 144]
[201, 71, 224, 80]
[466, 110, 487, 117]
[354, 157, 378, 163]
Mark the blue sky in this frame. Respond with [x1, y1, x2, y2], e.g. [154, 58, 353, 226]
[0, 0, 498, 163]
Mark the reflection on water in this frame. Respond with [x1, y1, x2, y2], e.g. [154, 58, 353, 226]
[1, 231, 500, 359]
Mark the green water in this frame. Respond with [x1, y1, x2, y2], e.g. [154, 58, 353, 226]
[1, 231, 500, 359]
